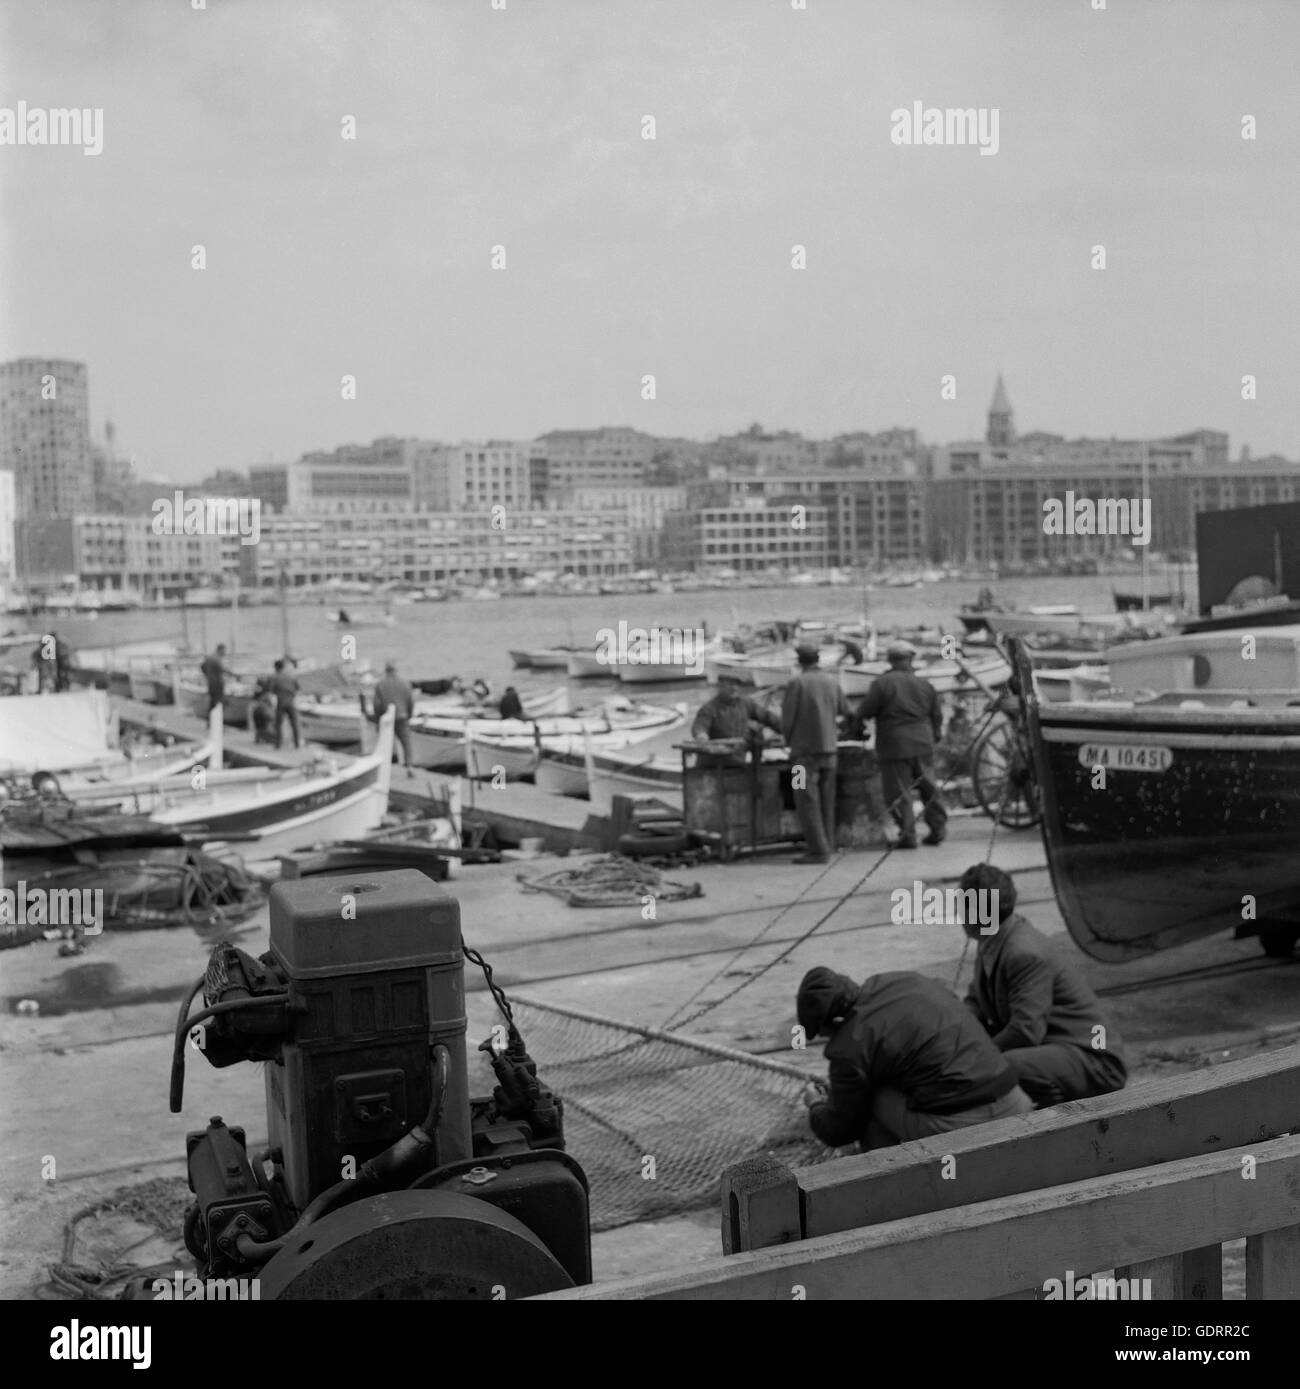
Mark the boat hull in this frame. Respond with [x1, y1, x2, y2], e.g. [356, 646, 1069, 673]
[1016, 650, 1300, 961]
[567, 652, 613, 679]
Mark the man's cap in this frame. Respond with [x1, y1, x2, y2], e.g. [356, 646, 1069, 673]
[384, 661, 397, 672]
[794, 642, 820, 661]
[886, 639, 917, 660]
[796, 967, 859, 1038]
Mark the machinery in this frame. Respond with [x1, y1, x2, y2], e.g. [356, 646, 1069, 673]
[167, 869, 590, 1298]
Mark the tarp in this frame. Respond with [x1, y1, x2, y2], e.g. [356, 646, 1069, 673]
[0, 690, 116, 774]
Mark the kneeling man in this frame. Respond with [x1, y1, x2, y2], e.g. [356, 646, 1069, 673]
[958, 863, 1127, 1107]
[797, 968, 1034, 1149]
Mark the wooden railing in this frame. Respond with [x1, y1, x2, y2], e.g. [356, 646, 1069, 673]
[538, 1045, 1300, 1299]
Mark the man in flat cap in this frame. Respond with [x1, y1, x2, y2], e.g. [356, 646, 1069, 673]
[781, 643, 851, 863]
[856, 639, 947, 849]
[691, 672, 781, 766]
[797, 966, 1034, 1149]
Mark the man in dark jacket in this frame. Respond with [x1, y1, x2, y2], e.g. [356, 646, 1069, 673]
[373, 660, 416, 767]
[200, 644, 231, 715]
[959, 863, 1127, 1107]
[498, 685, 525, 721]
[798, 967, 1034, 1149]
[856, 639, 947, 849]
[692, 674, 781, 766]
[270, 658, 301, 750]
[781, 644, 851, 864]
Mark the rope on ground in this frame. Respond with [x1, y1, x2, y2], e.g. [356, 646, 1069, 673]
[517, 853, 703, 909]
[665, 841, 899, 1034]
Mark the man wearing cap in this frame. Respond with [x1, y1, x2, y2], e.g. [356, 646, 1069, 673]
[958, 864, 1127, 1107]
[797, 967, 1034, 1149]
[781, 644, 851, 864]
[856, 639, 947, 849]
[691, 674, 781, 765]
[373, 660, 416, 769]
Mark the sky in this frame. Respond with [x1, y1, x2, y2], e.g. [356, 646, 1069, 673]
[1, 0, 1298, 482]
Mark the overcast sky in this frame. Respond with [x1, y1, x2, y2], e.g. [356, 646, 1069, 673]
[2, 0, 1297, 481]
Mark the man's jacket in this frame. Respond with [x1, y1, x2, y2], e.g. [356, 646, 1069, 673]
[965, 913, 1127, 1072]
[802, 969, 1018, 1147]
[781, 670, 849, 756]
[856, 667, 942, 760]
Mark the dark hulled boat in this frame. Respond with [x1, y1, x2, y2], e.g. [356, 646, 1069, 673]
[1010, 499, 1300, 962]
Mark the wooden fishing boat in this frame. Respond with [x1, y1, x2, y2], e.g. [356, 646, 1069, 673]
[409, 699, 683, 773]
[1011, 629, 1300, 962]
[71, 709, 398, 864]
[566, 650, 613, 679]
[838, 649, 1011, 699]
[465, 705, 687, 781]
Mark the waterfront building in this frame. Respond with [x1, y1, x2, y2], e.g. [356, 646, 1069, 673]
[239, 506, 634, 586]
[0, 358, 93, 518]
[550, 484, 689, 564]
[0, 469, 14, 585]
[248, 462, 290, 512]
[661, 500, 831, 573]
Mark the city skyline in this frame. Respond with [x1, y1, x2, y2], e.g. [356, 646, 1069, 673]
[3, 1, 1298, 479]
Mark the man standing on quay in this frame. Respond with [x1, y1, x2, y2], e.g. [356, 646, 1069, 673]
[856, 639, 947, 849]
[782, 643, 850, 864]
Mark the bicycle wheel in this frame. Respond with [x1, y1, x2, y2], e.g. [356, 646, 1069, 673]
[971, 716, 1040, 828]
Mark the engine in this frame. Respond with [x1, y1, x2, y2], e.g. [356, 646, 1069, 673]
[167, 869, 590, 1299]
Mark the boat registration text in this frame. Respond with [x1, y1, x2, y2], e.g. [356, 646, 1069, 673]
[1077, 743, 1173, 773]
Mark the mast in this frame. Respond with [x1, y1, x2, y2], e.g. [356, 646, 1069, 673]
[1140, 451, 1150, 611]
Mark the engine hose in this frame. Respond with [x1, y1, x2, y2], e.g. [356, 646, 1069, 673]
[234, 1046, 451, 1265]
[169, 992, 290, 1113]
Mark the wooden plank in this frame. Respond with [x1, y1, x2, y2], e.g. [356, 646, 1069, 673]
[721, 1155, 802, 1254]
[792, 1044, 1300, 1241]
[536, 1135, 1300, 1300]
[1245, 1225, 1300, 1299]
[1116, 1247, 1222, 1300]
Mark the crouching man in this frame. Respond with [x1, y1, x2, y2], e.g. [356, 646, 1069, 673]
[958, 863, 1127, 1108]
[797, 967, 1034, 1149]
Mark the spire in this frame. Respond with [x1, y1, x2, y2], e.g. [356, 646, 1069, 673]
[987, 373, 1015, 448]
[990, 373, 1011, 415]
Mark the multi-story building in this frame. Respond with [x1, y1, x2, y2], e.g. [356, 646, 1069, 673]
[0, 469, 15, 584]
[662, 501, 831, 573]
[928, 379, 1256, 564]
[534, 427, 658, 490]
[689, 475, 926, 568]
[0, 358, 93, 518]
[703, 426, 817, 478]
[287, 439, 417, 513]
[444, 441, 535, 512]
[549, 484, 688, 564]
[248, 463, 290, 513]
[238, 507, 633, 587]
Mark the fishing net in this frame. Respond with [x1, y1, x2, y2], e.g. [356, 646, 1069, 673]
[509, 995, 829, 1231]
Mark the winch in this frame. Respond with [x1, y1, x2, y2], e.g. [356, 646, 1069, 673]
[166, 869, 590, 1298]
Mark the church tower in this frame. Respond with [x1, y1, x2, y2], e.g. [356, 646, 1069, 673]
[987, 373, 1015, 448]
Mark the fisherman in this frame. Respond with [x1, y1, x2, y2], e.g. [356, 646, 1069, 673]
[958, 864, 1128, 1108]
[250, 677, 276, 744]
[200, 643, 231, 716]
[373, 659, 415, 769]
[797, 967, 1034, 1149]
[498, 685, 525, 721]
[855, 638, 947, 849]
[53, 635, 72, 692]
[781, 643, 851, 864]
[31, 635, 56, 693]
[270, 657, 301, 750]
